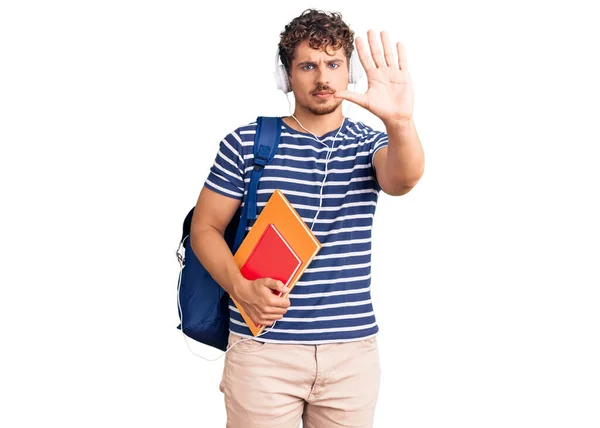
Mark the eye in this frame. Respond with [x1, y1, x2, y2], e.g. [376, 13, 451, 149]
[302, 64, 315, 71]
[330, 63, 340, 69]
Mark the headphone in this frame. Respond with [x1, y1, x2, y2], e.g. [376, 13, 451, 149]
[274, 45, 364, 93]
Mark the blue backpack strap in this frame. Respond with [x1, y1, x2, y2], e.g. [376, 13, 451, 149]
[232, 116, 282, 252]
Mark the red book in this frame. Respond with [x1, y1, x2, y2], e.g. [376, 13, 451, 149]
[240, 223, 302, 299]
[233, 190, 322, 336]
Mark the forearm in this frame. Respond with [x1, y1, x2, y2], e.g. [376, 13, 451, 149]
[190, 226, 248, 299]
[383, 118, 425, 189]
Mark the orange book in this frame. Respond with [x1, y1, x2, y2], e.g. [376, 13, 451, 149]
[232, 189, 322, 336]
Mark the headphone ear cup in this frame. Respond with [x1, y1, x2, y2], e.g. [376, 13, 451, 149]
[274, 64, 291, 93]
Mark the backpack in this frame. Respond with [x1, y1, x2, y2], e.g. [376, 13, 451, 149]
[176, 116, 282, 351]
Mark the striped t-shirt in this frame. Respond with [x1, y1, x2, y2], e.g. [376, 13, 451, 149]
[204, 116, 389, 344]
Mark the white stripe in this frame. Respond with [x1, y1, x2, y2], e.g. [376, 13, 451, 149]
[231, 131, 243, 145]
[246, 224, 373, 236]
[230, 318, 247, 327]
[304, 262, 370, 274]
[244, 175, 373, 187]
[204, 180, 243, 197]
[295, 274, 371, 286]
[240, 136, 376, 152]
[221, 138, 244, 169]
[296, 222, 371, 233]
[217, 149, 241, 171]
[213, 162, 243, 186]
[321, 237, 372, 247]
[374, 136, 388, 147]
[279, 128, 382, 145]
[277, 311, 375, 322]
[374, 142, 388, 152]
[300, 214, 373, 227]
[244, 163, 371, 176]
[289, 286, 371, 298]
[240, 131, 353, 146]
[321, 152, 371, 163]
[210, 171, 243, 191]
[348, 127, 365, 138]
[273, 139, 373, 152]
[314, 249, 372, 260]
[273, 299, 372, 311]
[280, 131, 348, 143]
[277, 141, 371, 152]
[311, 213, 374, 225]
[253, 188, 377, 200]
[345, 126, 361, 137]
[255, 200, 376, 213]
[264, 322, 377, 334]
[313, 225, 372, 237]
[243, 151, 371, 164]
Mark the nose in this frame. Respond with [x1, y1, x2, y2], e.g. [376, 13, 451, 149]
[315, 65, 330, 85]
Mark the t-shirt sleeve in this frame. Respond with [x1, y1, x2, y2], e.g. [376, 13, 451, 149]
[203, 129, 246, 200]
[369, 131, 389, 191]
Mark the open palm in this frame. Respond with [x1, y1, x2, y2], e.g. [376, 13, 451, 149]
[335, 30, 414, 124]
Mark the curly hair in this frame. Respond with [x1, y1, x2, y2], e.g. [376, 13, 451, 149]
[278, 9, 355, 76]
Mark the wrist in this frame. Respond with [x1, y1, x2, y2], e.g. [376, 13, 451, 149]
[383, 117, 412, 131]
[229, 273, 249, 300]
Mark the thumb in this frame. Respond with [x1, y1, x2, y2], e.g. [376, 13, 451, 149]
[265, 279, 291, 295]
[334, 90, 367, 108]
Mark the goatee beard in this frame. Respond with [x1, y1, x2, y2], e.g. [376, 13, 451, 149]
[301, 99, 343, 116]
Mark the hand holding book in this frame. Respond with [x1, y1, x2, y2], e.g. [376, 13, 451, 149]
[233, 277, 291, 327]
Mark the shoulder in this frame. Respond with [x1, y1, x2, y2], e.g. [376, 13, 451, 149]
[345, 117, 387, 144]
[216, 119, 260, 160]
[223, 119, 258, 143]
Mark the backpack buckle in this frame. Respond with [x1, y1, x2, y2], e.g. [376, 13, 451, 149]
[176, 238, 186, 268]
[254, 144, 270, 171]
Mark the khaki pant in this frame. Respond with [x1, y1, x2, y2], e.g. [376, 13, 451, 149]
[219, 332, 381, 428]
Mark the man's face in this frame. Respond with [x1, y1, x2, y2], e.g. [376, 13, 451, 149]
[288, 40, 349, 116]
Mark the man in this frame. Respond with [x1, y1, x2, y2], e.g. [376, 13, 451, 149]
[191, 8, 424, 428]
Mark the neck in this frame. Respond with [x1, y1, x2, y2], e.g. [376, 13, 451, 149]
[285, 106, 345, 137]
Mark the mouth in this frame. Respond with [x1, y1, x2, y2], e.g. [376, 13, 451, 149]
[313, 91, 334, 99]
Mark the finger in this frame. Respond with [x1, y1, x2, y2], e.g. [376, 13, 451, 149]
[264, 312, 285, 321]
[259, 313, 285, 325]
[269, 295, 291, 309]
[334, 90, 368, 109]
[263, 279, 291, 295]
[367, 29, 385, 68]
[355, 36, 375, 73]
[380, 31, 396, 68]
[397, 42, 408, 71]
[264, 303, 289, 314]
[264, 307, 287, 316]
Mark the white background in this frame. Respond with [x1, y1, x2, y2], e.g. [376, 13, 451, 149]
[1, 0, 599, 427]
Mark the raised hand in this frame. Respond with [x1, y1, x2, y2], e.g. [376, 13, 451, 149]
[335, 30, 414, 124]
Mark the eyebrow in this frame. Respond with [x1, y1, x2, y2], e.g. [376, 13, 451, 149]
[297, 59, 344, 67]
